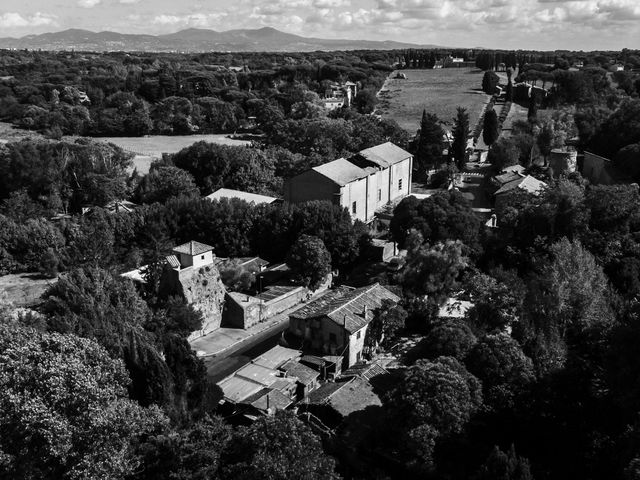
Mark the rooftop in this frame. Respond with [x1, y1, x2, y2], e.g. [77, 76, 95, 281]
[312, 158, 370, 186]
[242, 387, 293, 412]
[357, 142, 412, 169]
[494, 175, 547, 196]
[438, 297, 474, 318]
[251, 345, 302, 370]
[172, 240, 214, 256]
[206, 188, 278, 205]
[280, 359, 320, 386]
[307, 377, 382, 417]
[290, 283, 400, 334]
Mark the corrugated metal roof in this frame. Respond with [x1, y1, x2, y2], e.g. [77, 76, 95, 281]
[165, 255, 180, 269]
[357, 142, 412, 168]
[290, 283, 400, 334]
[206, 188, 278, 205]
[218, 376, 263, 403]
[235, 363, 278, 386]
[172, 240, 214, 256]
[312, 158, 369, 186]
[252, 345, 302, 370]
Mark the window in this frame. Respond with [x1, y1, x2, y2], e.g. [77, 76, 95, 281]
[398, 178, 403, 190]
[378, 189, 382, 201]
[356, 330, 361, 339]
[201, 255, 205, 260]
[352, 201, 357, 214]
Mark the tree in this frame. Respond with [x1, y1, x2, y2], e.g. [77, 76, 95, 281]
[482, 71, 500, 94]
[527, 91, 538, 121]
[221, 411, 338, 480]
[614, 142, 640, 181]
[384, 356, 482, 470]
[488, 137, 519, 172]
[473, 445, 534, 480]
[390, 191, 481, 250]
[451, 107, 470, 170]
[286, 234, 332, 290]
[135, 415, 232, 480]
[416, 110, 445, 175]
[365, 299, 408, 349]
[0, 322, 167, 480]
[400, 240, 468, 316]
[353, 88, 378, 114]
[135, 164, 200, 204]
[483, 107, 499, 150]
[466, 333, 535, 410]
[421, 319, 477, 360]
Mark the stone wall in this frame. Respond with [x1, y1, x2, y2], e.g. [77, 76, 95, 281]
[159, 263, 226, 341]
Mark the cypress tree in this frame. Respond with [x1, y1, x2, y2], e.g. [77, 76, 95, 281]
[451, 107, 470, 170]
[416, 110, 445, 176]
[483, 107, 499, 150]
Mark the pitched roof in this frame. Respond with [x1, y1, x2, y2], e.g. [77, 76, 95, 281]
[342, 361, 388, 382]
[242, 387, 293, 412]
[172, 240, 214, 256]
[312, 158, 370, 186]
[290, 283, 400, 334]
[495, 175, 547, 196]
[357, 142, 412, 168]
[307, 377, 382, 416]
[280, 359, 320, 386]
[206, 188, 278, 205]
[494, 171, 524, 186]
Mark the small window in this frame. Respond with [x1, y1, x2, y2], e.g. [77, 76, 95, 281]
[356, 330, 361, 339]
[201, 255, 205, 260]
[398, 178, 403, 190]
[352, 201, 357, 214]
[378, 189, 382, 201]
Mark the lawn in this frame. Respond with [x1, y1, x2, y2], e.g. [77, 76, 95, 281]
[377, 68, 491, 135]
[75, 134, 252, 174]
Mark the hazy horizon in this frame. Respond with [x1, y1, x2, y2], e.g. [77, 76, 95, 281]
[1, 0, 639, 51]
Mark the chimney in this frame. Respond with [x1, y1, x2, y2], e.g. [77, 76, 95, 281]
[266, 392, 270, 411]
[363, 305, 368, 317]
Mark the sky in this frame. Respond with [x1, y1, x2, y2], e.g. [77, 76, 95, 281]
[1, 0, 639, 50]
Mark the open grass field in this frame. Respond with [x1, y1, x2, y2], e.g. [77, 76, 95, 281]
[377, 68, 491, 134]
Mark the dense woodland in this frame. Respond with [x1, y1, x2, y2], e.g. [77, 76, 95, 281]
[2, 46, 640, 480]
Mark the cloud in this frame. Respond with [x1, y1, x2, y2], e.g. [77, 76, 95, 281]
[0, 12, 57, 28]
[78, 0, 101, 7]
[119, 0, 141, 3]
[151, 12, 228, 27]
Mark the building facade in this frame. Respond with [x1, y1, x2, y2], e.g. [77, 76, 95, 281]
[284, 142, 413, 223]
[288, 283, 400, 368]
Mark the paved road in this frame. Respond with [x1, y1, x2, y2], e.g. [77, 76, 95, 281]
[203, 317, 296, 383]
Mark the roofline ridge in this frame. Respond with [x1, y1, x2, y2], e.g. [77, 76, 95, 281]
[326, 283, 378, 320]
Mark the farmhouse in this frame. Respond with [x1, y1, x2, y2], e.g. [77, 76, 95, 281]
[284, 142, 413, 223]
[288, 283, 400, 368]
[493, 174, 547, 209]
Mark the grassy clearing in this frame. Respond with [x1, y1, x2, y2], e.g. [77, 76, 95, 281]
[0, 273, 56, 307]
[377, 68, 490, 134]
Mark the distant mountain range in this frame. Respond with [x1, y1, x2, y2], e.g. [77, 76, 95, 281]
[0, 27, 444, 53]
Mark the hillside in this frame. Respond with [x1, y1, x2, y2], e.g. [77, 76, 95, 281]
[0, 26, 443, 52]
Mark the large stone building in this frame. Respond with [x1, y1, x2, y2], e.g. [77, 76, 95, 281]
[283, 142, 413, 223]
[288, 283, 400, 368]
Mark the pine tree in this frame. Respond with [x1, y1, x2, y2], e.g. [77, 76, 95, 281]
[528, 91, 538, 120]
[416, 109, 445, 177]
[451, 107, 470, 170]
[483, 107, 500, 150]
